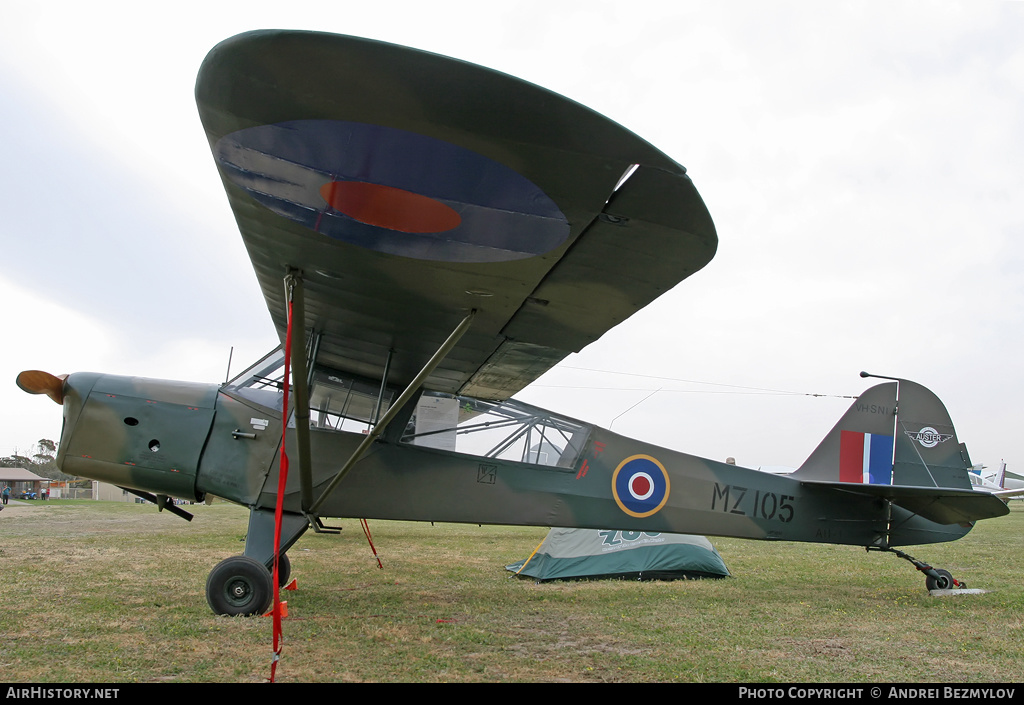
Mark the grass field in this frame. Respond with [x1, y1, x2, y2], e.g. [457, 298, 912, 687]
[1, 499, 1022, 683]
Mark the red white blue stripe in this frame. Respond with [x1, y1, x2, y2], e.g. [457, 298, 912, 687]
[839, 431, 894, 484]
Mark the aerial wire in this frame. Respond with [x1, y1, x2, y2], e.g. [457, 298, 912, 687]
[543, 365, 857, 399]
[609, 387, 662, 430]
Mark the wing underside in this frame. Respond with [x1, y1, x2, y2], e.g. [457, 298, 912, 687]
[197, 31, 717, 398]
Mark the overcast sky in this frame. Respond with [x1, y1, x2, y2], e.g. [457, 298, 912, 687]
[2, 0, 1022, 471]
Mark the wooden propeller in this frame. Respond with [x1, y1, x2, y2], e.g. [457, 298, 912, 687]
[16, 370, 67, 405]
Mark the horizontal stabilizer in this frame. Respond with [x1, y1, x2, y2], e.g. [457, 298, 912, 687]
[800, 481, 1009, 524]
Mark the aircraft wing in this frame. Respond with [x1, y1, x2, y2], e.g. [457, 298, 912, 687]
[196, 30, 717, 399]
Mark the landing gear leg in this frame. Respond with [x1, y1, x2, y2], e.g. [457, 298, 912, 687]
[867, 546, 964, 591]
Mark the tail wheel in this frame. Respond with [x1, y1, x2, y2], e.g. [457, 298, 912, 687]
[869, 547, 965, 592]
[926, 568, 955, 591]
[206, 556, 273, 616]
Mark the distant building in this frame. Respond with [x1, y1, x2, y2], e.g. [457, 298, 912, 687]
[93, 482, 138, 502]
[0, 467, 50, 498]
[0, 471, 152, 502]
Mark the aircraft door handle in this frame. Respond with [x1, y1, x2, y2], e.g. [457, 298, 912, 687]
[231, 429, 257, 440]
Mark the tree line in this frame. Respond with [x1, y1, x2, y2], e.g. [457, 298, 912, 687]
[1, 439, 79, 482]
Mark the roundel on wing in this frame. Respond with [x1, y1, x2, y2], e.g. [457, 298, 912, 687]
[213, 120, 570, 263]
[611, 455, 670, 518]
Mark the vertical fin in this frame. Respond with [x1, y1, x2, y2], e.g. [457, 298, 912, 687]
[793, 379, 973, 490]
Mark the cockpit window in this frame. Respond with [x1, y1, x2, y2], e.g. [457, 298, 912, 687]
[224, 348, 396, 431]
[308, 370, 394, 432]
[224, 347, 286, 411]
[401, 392, 590, 469]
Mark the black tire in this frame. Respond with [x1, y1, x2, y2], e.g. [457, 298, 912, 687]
[926, 568, 954, 591]
[272, 552, 291, 588]
[206, 556, 274, 616]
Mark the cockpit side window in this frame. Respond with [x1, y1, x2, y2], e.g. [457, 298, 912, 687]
[400, 392, 590, 469]
[223, 349, 397, 432]
[307, 370, 394, 432]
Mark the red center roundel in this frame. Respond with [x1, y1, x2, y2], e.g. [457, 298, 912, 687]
[630, 474, 651, 498]
[319, 181, 462, 234]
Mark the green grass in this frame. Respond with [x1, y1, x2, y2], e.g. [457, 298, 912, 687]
[1, 499, 1022, 682]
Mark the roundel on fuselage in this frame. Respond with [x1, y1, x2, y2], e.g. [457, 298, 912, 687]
[611, 454, 671, 518]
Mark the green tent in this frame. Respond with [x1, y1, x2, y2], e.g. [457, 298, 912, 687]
[506, 528, 729, 582]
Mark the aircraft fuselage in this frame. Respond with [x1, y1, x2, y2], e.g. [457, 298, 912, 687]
[54, 369, 970, 558]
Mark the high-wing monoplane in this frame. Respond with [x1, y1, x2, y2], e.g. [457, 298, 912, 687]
[16, 30, 1010, 616]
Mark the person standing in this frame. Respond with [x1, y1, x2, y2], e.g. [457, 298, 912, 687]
[2, 485, 10, 505]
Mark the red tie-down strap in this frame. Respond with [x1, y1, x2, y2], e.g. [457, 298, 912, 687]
[269, 297, 294, 682]
[361, 518, 383, 570]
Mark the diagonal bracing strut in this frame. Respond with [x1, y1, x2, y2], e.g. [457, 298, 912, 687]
[307, 308, 477, 516]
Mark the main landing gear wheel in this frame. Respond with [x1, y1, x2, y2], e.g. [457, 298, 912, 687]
[925, 568, 955, 591]
[273, 552, 291, 588]
[206, 556, 273, 616]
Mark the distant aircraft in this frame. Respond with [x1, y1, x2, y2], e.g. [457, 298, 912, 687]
[969, 470, 1004, 492]
[971, 462, 1024, 499]
[998, 465, 1024, 493]
[16, 30, 1011, 616]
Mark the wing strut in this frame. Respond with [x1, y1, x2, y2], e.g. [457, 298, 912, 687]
[307, 309, 477, 516]
[371, 348, 394, 425]
[284, 270, 316, 513]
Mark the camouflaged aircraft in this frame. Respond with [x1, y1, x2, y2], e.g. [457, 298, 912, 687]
[16, 30, 1012, 616]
